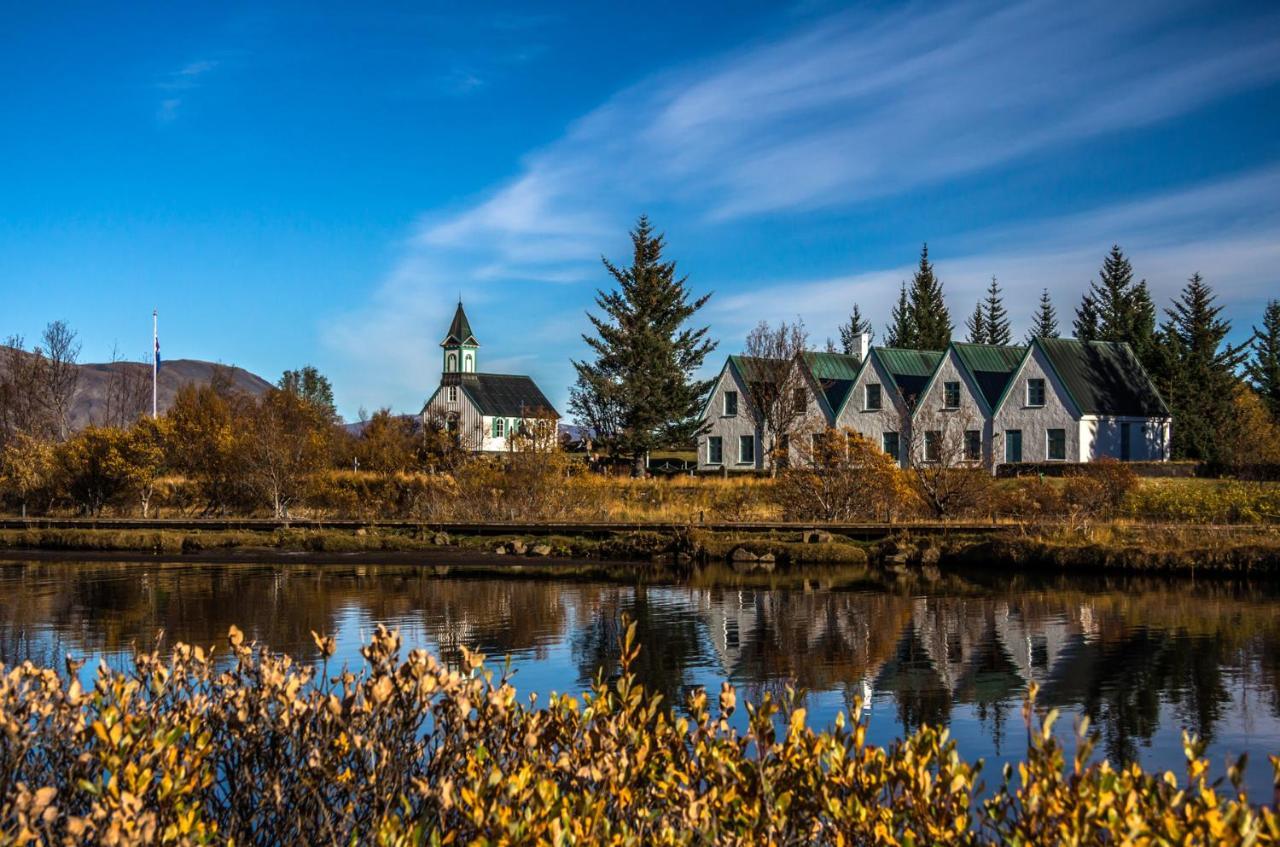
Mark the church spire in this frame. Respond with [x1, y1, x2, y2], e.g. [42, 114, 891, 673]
[441, 300, 479, 374]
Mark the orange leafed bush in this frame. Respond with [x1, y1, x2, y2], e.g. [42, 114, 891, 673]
[2, 625, 1277, 845]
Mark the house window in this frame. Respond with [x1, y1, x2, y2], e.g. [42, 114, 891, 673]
[447, 385, 459, 403]
[964, 430, 981, 461]
[793, 387, 807, 413]
[738, 435, 755, 464]
[865, 383, 882, 411]
[1005, 430, 1022, 463]
[883, 431, 899, 460]
[924, 431, 941, 462]
[1047, 428, 1066, 461]
[723, 391, 738, 417]
[707, 437, 723, 465]
[1027, 378, 1045, 407]
[493, 418, 505, 438]
[943, 381, 961, 409]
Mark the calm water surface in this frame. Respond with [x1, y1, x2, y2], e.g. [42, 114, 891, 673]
[2, 559, 1278, 800]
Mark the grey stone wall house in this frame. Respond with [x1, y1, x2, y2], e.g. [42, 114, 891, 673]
[835, 348, 944, 468]
[909, 343, 1025, 468]
[991, 337, 1170, 463]
[697, 355, 777, 472]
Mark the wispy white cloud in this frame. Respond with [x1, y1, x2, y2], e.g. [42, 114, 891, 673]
[154, 58, 221, 123]
[323, 0, 1280, 416]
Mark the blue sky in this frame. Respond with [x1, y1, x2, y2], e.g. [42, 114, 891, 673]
[2, 0, 1278, 421]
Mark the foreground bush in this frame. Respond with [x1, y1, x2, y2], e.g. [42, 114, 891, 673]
[2, 627, 1277, 846]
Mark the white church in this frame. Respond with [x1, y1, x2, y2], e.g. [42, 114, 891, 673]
[420, 301, 559, 452]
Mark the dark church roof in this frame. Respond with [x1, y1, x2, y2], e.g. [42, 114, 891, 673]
[441, 302, 478, 347]
[448, 373, 558, 418]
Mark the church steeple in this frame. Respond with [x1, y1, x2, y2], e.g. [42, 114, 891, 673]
[441, 300, 479, 374]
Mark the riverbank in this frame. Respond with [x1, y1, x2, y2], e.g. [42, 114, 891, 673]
[0, 521, 1277, 574]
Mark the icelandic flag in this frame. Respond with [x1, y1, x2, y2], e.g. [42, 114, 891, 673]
[154, 335, 161, 372]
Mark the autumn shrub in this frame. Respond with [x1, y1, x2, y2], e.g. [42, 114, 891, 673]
[773, 429, 918, 522]
[3, 625, 1277, 846]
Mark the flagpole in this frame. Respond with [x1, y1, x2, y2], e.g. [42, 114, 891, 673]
[152, 309, 158, 419]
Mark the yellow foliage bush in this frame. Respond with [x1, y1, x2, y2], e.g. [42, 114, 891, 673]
[1, 625, 1276, 845]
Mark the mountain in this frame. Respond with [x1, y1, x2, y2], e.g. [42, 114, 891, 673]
[0, 347, 274, 431]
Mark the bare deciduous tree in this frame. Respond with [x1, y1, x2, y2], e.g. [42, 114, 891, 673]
[743, 319, 811, 476]
[40, 321, 81, 441]
[99, 345, 152, 428]
[0, 337, 53, 443]
[904, 406, 994, 518]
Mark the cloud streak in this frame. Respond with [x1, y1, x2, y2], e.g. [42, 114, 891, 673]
[324, 0, 1280, 416]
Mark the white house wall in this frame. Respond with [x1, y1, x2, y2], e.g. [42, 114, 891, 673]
[1081, 415, 1170, 461]
[699, 364, 766, 472]
[836, 355, 911, 468]
[993, 347, 1080, 463]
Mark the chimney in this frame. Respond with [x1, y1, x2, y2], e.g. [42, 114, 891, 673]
[859, 331, 871, 362]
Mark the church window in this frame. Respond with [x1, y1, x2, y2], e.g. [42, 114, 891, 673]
[493, 418, 505, 438]
[464, 353, 473, 372]
[447, 385, 458, 403]
[447, 353, 456, 372]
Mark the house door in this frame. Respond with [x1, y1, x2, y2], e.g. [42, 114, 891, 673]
[1005, 430, 1022, 463]
[1120, 422, 1131, 461]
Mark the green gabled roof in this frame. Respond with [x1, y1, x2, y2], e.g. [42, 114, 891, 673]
[801, 351, 862, 415]
[441, 301, 478, 347]
[727, 354, 783, 386]
[952, 343, 1027, 410]
[1036, 338, 1170, 417]
[875, 348, 944, 407]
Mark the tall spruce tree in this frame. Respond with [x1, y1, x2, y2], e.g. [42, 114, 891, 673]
[1160, 273, 1247, 462]
[838, 303, 873, 357]
[886, 282, 915, 348]
[906, 243, 952, 350]
[1247, 299, 1280, 419]
[982, 276, 1011, 345]
[965, 302, 986, 344]
[1077, 245, 1157, 364]
[570, 215, 717, 475]
[1026, 288, 1060, 343]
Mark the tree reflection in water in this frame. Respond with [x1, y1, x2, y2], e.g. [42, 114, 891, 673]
[1, 560, 1277, 795]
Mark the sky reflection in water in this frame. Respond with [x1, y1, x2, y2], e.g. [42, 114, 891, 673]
[1, 560, 1277, 800]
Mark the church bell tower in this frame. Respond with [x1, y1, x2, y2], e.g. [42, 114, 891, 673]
[441, 300, 479, 374]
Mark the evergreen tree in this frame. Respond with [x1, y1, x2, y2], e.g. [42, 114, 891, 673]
[1025, 288, 1060, 343]
[1078, 245, 1157, 364]
[982, 276, 1011, 345]
[906, 243, 952, 350]
[570, 215, 717, 475]
[1160, 273, 1247, 462]
[838, 303, 873, 357]
[965, 302, 986, 344]
[1246, 299, 1280, 419]
[885, 282, 915, 348]
[1074, 291, 1099, 341]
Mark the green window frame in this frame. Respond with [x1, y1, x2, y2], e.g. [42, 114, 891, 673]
[882, 431, 899, 460]
[723, 391, 738, 417]
[707, 436, 723, 465]
[738, 435, 755, 464]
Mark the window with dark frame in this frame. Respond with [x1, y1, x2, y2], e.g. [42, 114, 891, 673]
[964, 430, 981, 461]
[925, 431, 941, 462]
[1047, 428, 1066, 461]
[1027, 378, 1045, 407]
[943, 381, 961, 409]
[738, 434, 754, 464]
[793, 386, 807, 413]
[707, 437, 723, 464]
[865, 383, 882, 411]
[723, 391, 738, 417]
[883, 431, 899, 460]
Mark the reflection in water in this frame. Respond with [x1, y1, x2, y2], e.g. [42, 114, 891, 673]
[1, 560, 1278, 798]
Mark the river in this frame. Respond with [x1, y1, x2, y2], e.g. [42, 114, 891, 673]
[1, 558, 1277, 801]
